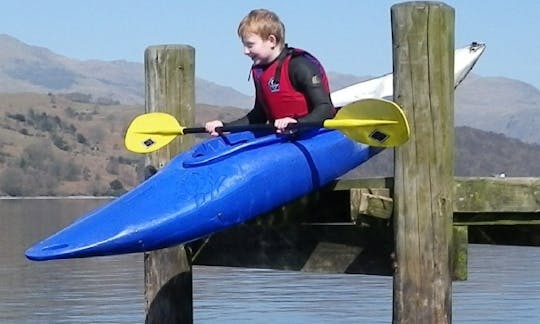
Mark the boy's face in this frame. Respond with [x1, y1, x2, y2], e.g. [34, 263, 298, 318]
[241, 33, 278, 65]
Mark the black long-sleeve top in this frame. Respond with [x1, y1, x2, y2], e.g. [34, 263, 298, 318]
[226, 49, 334, 126]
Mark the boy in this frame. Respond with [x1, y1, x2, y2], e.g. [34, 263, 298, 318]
[205, 9, 335, 135]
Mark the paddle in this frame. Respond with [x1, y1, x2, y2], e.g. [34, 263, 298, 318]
[124, 98, 410, 154]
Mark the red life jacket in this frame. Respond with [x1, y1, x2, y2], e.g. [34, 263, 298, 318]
[251, 48, 331, 121]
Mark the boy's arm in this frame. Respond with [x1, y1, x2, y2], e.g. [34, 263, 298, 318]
[289, 56, 335, 123]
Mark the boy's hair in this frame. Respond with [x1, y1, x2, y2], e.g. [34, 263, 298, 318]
[238, 9, 285, 46]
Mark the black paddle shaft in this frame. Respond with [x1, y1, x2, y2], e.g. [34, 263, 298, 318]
[182, 121, 326, 135]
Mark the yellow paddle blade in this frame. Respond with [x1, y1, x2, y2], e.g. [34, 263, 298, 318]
[124, 112, 184, 153]
[324, 119, 398, 127]
[328, 98, 410, 147]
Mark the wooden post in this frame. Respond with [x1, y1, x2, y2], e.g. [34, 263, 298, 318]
[143, 45, 195, 324]
[391, 2, 454, 323]
[452, 226, 468, 280]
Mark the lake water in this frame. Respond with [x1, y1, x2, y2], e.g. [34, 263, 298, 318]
[1, 198, 539, 323]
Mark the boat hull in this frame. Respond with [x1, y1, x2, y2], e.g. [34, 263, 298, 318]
[26, 129, 377, 260]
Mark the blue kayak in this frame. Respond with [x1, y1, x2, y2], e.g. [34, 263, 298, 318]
[25, 43, 485, 261]
[26, 128, 378, 260]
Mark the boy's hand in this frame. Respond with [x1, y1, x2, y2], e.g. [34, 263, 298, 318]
[205, 120, 224, 136]
[274, 117, 297, 134]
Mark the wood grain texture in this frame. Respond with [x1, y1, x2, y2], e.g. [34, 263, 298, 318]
[144, 45, 195, 324]
[391, 2, 455, 323]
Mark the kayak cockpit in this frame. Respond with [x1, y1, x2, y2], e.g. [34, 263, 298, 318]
[184, 131, 318, 167]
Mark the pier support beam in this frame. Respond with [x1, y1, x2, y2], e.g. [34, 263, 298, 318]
[143, 45, 195, 324]
[391, 2, 455, 323]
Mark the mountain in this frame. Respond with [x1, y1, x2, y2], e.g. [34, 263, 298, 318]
[0, 92, 248, 196]
[2, 90, 540, 197]
[0, 34, 254, 108]
[2, 34, 539, 145]
[455, 75, 540, 144]
[195, 78, 253, 109]
[0, 34, 144, 105]
[2, 33, 540, 195]
[344, 125, 540, 179]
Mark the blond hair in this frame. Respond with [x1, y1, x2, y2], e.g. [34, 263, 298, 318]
[237, 9, 285, 46]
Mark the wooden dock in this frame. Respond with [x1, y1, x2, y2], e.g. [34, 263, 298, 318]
[190, 176, 540, 274]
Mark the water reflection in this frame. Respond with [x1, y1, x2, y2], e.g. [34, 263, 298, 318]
[1, 198, 539, 323]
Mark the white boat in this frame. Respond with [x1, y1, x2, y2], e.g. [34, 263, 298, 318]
[331, 42, 486, 107]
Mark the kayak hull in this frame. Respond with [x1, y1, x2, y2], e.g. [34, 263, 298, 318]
[26, 129, 377, 260]
[25, 42, 486, 261]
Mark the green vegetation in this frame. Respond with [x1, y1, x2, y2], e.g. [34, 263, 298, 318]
[0, 93, 145, 196]
[3, 92, 539, 197]
[0, 141, 83, 195]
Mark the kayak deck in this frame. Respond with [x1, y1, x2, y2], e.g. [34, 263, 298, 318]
[26, 129, 375, 260]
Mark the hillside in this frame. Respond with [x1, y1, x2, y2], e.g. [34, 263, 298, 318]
[0, 93, 246, 196]
[455, 75, 540, 144]
[1, 34, 540, 144]
[0, 34, 253, 108]
[2, 34, 540, 196]
[343, 126, 540, 179]
[2, 93, 540, 196]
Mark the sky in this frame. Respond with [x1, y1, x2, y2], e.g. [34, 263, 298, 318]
[1, 0, 539, 95]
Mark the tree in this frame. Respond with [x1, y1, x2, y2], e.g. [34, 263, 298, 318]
[107, 179, 126, 196]
[0, 167, 59, 196]
[20, 141, 55, 171]
[0, 168, 26, 196]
